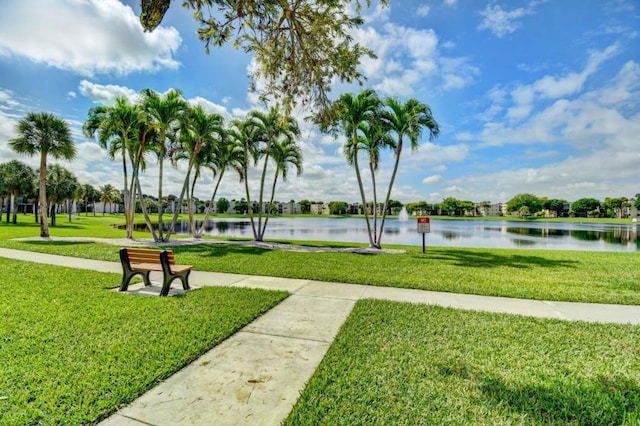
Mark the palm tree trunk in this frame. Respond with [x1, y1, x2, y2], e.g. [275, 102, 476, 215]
[157, 142, 166, 241]
[377, 138, 403, 248]
[135, 176, 159, 241]
[121, 148, 130, 234]
[351, 132, 376, 248]
[6, 192, 11, 223]
[197, 170, 225, 238]
[38, 152, 49, 237]
[165, 169, 191, 242]
[243, 148, 258, 241]
[188, 174, 197, 238]
[11, 191, 18, 224]
[255, 142, 272, 241]
[260, 170, 280, 241]
[369, 161, 379, 247]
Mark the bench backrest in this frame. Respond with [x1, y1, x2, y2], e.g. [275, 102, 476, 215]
[124, 248, 175, 265]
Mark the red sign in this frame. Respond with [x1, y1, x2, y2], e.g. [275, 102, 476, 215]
[417, 217, 431, 233]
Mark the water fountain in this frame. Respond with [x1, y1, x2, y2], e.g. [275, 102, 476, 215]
[398, 206, 409, 222]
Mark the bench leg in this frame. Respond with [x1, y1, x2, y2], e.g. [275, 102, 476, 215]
[160, 270, 191, 297]
[120, 270, 152, 291]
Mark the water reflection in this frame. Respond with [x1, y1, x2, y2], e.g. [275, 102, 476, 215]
[126, 218, 640, 252]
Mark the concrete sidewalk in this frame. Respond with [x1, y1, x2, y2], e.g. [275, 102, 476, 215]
[1, 247, 639, 425]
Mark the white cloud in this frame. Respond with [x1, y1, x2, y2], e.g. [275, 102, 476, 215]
[478, 1, 541, 38]
[417, 4, 431, 17]
[79, 80, 139, 105]
[422, 174, 443, 184]
[443, 0, 457, 5]
[0, 0, 181, 76]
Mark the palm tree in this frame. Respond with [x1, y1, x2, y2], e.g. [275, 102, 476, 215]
[45, 164, 79, 225]
[165, 104, 223, 240]
[141, 88, 188, 241]
[198, 126, 245, 237]
[377, 98, 439, 246]
[9, 112, 76, 237]
[245, 107, 300, 241]
[84, 97, 142, 237]
[354, 120, 393, 244]
[99, 184, 116, 216]
[324, 89, 382, 248]
[2, 160, 37, 224]
[261, 135, 302, 240]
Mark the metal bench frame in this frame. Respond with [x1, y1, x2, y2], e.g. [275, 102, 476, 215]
[119, 248, 192, 296]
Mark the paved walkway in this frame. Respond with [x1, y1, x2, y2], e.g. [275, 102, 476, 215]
[1, 247, 640, 425]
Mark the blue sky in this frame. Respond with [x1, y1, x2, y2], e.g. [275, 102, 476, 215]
[0, 0, 638, 205]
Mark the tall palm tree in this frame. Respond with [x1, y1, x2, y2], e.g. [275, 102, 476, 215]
[324, 89, 382, 248]
[198, 126, 245, 237]
[141, 88, 188, 241]
[99, 184, 116, 215]
[245, 107, 300, 241]
[261, 135, 303, 240]
[165, 104, 222, 240]
[9, 112, 76, 237]
[84, 97, 142, 237]
[377, 98, 439, 246]
[231, 118, 261, 240]
[354, 120, 393, 244]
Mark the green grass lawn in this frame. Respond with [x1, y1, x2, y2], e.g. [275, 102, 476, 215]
[2, 215, 640, 304]
[285, 299, 640, 425]
[0, 257, 287, 425]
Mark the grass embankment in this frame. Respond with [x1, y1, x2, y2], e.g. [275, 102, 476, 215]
[1, 215, 640, 304]
[0, 257, 287, 425]
[286, 299, 640, 425]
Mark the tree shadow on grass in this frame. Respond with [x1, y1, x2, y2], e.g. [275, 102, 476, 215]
[413, 248, 579, 269]
[479, 374, 640, 425]
[169, 243, 270, 258]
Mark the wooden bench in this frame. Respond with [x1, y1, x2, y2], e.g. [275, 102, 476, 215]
[119, 248, 192, 297]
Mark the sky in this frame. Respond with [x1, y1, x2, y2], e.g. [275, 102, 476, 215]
[0, 0, 638, 206]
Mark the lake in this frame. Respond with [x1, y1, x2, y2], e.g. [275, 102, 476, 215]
[163, 217, 640, 252]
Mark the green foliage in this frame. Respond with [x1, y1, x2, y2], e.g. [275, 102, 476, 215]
[285, 300, 640, 425]
[571, 198, 602, 215]
[299, 199, 312, 213]
[0, 257, 287, 424]
[507, 193, 543, 214]
[216, 197, 230, 213]
[328, 201, 349, 215]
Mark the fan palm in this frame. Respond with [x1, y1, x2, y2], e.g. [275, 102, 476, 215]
[9, 112, 76, 237]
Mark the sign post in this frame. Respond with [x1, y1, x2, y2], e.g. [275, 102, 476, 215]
[417, 217, 431, 253]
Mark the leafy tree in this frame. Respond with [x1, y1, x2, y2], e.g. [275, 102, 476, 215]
[507, 193, 543, 215]
[571, 198, 601, 216]
[635, 197, 640, 210]
[518, 206, 531, 218]
[440, 197, 461, 215]
[46, 165, 79, 224]
[299, 199, 311, 214]
[9, 112, 76, 237]
[1, 160, 36, 224]
[543, 198, 568, 217]
[82, 184, 100, 216]
[328, 201, 349, 215]
[603, 197, 629, 218]
[386, 199, 404, 215]
[216, 197, 230, 214]
[233, 198, 248, 214]
[140, 0, 388, 119]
